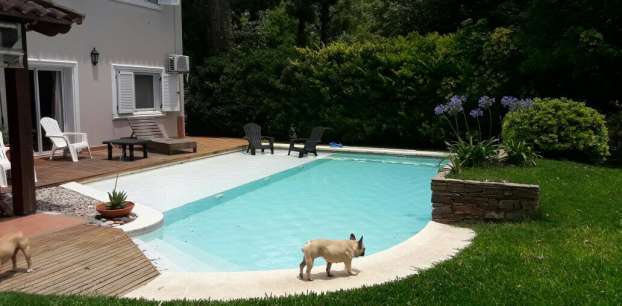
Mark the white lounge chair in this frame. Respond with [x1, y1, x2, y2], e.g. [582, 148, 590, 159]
[0, 132, 37, 188]
[40, 117, 92, 162]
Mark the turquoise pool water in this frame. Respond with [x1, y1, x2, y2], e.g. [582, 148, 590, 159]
[137, 153, 442, 272]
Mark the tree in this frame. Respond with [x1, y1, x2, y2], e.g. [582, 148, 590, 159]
[286, 0, 316, 46]
[317, 0, 338, 45]
[206, 0, 233, 56]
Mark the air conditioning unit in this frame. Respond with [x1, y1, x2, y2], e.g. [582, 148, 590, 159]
[157, 0, 181, 5]
[167, 54, 190, 73]
[0, 22, 24, 68]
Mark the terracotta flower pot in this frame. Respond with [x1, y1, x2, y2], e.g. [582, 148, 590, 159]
[96, 202, 135, 219]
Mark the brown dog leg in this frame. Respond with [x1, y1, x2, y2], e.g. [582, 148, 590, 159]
[21, 247, 32, 273]
[326, 262, 333, 277]
[298, 257, 306, 279]
[11, 248, 18, 271]
[345, 259, 354, 276]
[305, 257, 314, 281]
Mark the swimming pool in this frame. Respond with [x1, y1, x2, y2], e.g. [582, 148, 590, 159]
[136, 153, 442, 272]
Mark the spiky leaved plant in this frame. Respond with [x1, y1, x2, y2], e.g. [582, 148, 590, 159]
[106, 175, 128, 210]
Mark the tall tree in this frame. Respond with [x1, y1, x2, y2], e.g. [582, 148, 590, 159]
[206, 0, 233, 55]
[317, 0, 338, 45]
[286, 0, 316, 46]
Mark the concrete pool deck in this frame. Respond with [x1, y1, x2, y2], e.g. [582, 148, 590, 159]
[125, 221, 474, 301]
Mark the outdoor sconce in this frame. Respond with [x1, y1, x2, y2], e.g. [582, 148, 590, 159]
[90, 47, 99, 66]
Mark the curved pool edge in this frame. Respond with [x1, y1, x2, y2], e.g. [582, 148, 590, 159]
[61, 182, 163, 236]
[124, 221, 475, 301]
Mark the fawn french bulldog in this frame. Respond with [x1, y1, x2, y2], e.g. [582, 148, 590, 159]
[0, 232, 32, 273]
[299, 233, 365, 281]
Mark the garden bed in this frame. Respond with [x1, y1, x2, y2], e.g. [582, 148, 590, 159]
[431, 169, 540, 223]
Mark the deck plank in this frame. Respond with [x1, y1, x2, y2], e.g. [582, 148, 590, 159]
[0, 224, 159, 296]
[3, 137, 246, 190]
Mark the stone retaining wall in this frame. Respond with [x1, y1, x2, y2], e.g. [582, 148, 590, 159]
[431, 170, 540, 223]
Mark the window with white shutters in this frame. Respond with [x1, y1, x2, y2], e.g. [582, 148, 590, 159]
[113, 66, 179, 117]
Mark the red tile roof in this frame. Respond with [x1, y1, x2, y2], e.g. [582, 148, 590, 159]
[0, 0, 84, 36]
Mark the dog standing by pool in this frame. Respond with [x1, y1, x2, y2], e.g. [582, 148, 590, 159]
[0, 232, 32, 273]
[299, 233, 365, 281]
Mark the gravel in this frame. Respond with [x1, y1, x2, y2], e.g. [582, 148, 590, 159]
[0, 186, 100, 217]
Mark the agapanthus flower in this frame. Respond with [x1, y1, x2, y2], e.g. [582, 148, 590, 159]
[434, 104, 447, 115]
[478, 96, 495, 109]
[469, 108, 484, 118]
[517, 98, 534, 109]
[502, 96, 534, 112]
[501, 96, 519, 109]
[445, 95, 466, 115]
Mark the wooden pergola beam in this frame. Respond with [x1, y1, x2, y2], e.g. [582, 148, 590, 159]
[4, 22, 35, 215]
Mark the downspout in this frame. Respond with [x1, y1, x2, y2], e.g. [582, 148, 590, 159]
[174, 3, 186, 138]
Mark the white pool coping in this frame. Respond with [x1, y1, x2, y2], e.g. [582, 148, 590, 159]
[275, 143, 449, 158]
[125, 221, 474, 301]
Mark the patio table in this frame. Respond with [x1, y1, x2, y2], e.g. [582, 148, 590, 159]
[102, 138, 149, 161]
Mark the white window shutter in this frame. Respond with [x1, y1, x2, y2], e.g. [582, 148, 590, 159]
[161, 73, 179, 112]
[117, 71, 135, 114]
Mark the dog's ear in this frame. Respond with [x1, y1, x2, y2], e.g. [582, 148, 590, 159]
[358, 236, 364, 248]
[350, 233, 356, 240]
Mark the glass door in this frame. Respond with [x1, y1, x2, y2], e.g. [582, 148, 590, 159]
[29, 69, 64, 153]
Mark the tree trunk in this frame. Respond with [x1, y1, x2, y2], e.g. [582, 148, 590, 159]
[319, 3, 330, 46]
[296, 17, 307, 47]
[206, 0, 232, 56]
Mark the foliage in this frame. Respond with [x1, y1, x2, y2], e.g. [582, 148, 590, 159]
[502, 139, 540, 166]
[502, 98, 610, 161]
[446, 137, 499, 173]
[188, 33, 463, 148]
[106, 176, 128, 210]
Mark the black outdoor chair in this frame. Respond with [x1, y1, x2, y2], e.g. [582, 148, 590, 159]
[288, 127, 328, 158]
[243, 123, 274, 155]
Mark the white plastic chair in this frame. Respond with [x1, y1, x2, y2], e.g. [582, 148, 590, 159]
[0, 132, 37, 188]
[40, 117, 92, 162]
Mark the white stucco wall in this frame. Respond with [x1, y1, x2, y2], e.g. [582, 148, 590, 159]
[26, 0, 184, 145]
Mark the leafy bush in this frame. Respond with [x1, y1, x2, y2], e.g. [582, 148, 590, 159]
[446, 137, 499, 173]
[502, 98, 610, 161]
[502, 140, 540, 166]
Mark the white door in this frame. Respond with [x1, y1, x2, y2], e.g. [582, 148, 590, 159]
[29, 68, 64, 153]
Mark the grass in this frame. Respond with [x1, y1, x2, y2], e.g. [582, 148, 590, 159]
[1, 159, 621, 305]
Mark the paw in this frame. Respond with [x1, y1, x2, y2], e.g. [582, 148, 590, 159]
[26, 269, 32, 273]
[326, 273, 333, 277]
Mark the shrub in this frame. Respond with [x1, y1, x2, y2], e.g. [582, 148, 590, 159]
[446, 137, 499, 173]
[502, 98, 610, 161]
[502, 140, 540, 166]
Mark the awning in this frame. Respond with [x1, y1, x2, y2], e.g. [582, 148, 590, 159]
[0, 0, 84, 36]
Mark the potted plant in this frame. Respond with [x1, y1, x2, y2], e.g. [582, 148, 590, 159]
[95, 176, 134, 218]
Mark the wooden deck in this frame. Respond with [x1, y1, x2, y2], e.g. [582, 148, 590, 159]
[0, 224, 158, 296]
[17, 137, 246, 189]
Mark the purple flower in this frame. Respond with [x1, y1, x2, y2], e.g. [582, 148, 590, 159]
[469, 108, 484, 118]
[518, 98, 534, 109]
[502, 96, 534, 112]
[446, 95, 466, 115]
[501, 96, 519, 109]
[434, 104, 447, 115]
[478, 96, 495, 109]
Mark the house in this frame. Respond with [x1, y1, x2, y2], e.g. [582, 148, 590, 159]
[0, 0, 187, 154]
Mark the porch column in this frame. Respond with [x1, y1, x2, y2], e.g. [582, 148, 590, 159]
[4, 23, 36, 215]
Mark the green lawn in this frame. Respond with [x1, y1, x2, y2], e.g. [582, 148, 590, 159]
[1, 159, 621, 305]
